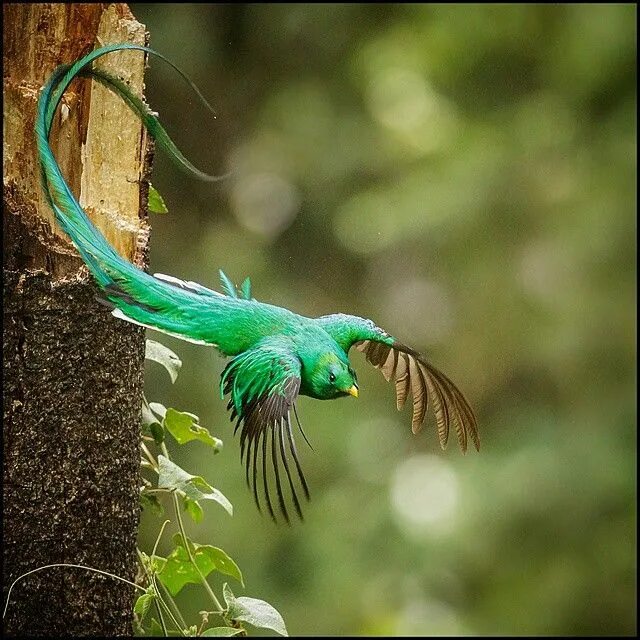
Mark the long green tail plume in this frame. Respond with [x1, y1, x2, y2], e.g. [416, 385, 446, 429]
[36, 43, 239, 346]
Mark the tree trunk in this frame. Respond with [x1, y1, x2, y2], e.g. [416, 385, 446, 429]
[3, 4, 152, 636]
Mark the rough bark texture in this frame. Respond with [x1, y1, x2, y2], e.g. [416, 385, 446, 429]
[3, 3, 152, 636]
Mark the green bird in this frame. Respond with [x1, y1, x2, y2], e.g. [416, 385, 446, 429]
[36, 44, 479, 523]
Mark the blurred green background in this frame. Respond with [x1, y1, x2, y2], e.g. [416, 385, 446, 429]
[130, 4, 636, 636]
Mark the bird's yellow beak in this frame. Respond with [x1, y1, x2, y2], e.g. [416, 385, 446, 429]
[347, 385, 359, 398]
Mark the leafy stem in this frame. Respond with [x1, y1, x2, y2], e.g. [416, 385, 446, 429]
[139, 338, 289, 636]
[160, 441, 227, 620]
[137, 548, 169, 636]
[136, 518, 188, 637]
[148, 521, 188, 631]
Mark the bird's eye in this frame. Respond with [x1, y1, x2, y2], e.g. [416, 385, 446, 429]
[329, 373, 336, 383]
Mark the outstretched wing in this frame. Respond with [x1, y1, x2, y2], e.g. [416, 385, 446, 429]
[220, 338, 310, 524]
[316, 313, 479, 453]
[355, 339, 479, 453]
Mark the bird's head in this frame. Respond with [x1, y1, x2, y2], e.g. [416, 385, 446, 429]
[303, 351, 358, 400]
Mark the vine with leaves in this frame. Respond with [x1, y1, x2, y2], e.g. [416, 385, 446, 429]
[135, 336, 288, 637]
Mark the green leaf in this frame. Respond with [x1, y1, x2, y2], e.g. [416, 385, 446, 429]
[149, 402, 167, 419]
[145, 340, 182, 384]
[183, 496, 203, 523]
[157, 545, 196, 596]
[142, 400, 165, 444]
[157, 456, 233, 516]
[134, 592, 154, 619]
[206, 547, 244, 586]
[181, 535, 241, 581]
[148, 184, 168, 214]
[174, 535, 244, 586]
[142, 399, 161, 428]
[151, 422, 165, 444]
[142, 422, 165, 445]
[140, 491, 164, 517]
[223, 583, 288, 637]
[157, 536, 244, 596]
[201, 628, 243, 637]
[164, 408, 223, 451]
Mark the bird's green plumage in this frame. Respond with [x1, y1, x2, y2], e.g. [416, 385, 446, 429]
[220, 336, 300, 415]
[36, 44, 479, 524]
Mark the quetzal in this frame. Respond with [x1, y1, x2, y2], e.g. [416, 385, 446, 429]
[36, 44, 479, 523]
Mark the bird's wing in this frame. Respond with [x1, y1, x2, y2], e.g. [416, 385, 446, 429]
[317, 314, 479, 452]
[354, 338, 479, 453]
[220, 338, 309, 524]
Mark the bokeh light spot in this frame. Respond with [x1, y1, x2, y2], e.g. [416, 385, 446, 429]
[230, 172, 300, 240]
[390, 454, 459, 537]
[366, 67, 457, 154]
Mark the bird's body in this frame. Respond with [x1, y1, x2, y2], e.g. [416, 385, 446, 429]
[36, 43, 479, 523]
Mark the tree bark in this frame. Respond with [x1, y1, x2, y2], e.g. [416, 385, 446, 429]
[3, 4, 152, 636]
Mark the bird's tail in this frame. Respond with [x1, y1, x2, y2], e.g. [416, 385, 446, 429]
[36, 43, 231, 343]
